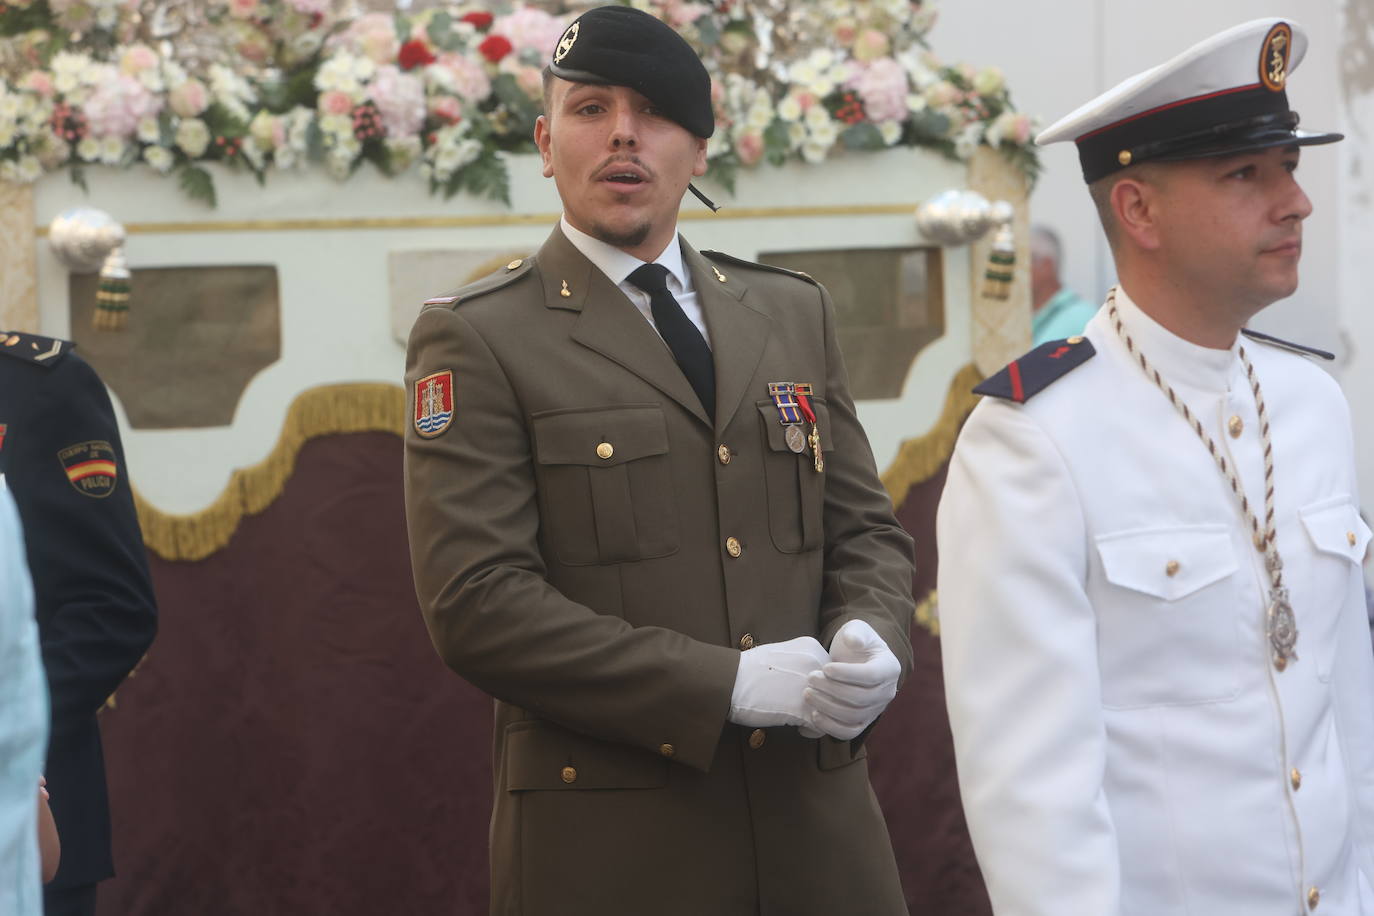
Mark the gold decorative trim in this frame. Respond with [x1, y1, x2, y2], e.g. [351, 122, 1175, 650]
[914, 589, 939, 636]
[879, 362, 983, 509]
[135, 382, 404, 562]
[36, 203, 921, 237]
[0, 181, 38, 332]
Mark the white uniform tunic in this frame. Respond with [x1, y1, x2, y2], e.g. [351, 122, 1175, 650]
[937, 286, 1374, 916]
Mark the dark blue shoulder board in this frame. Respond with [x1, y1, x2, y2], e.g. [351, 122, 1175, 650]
[973, 336, 1096, 403]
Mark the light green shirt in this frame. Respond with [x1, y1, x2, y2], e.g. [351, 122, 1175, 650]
[1032, 288, 1100, 345]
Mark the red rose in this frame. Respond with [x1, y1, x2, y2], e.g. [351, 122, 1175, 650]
[398, 39, 436, 71]
[461, 11, 494, 30]
[478, 34, 513, 63]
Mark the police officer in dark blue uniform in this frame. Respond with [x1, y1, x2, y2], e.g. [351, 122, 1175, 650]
[0, 330, 158, 916]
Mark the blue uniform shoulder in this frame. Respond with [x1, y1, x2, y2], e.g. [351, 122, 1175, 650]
[0, 331, 72, 368]
[1240, 328, 1334, 361]
[420, 257, 535, 311]
[973, 336, 1096, 403]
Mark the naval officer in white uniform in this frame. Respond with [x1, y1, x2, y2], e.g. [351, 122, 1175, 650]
[938, 18, 1374, 916]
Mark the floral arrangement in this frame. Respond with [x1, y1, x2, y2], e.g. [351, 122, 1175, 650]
[0, 0, 1039, 207]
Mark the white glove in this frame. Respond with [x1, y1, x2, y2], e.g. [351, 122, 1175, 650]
[804, 619, 900, 740]
[728, 636, 830, 729]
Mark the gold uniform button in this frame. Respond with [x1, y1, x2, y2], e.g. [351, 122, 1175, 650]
[596, 442, 614, 460]
[726, 537, 742, 558]
[560, 766, 577, 784]
[717, 444, 731, 464]
[1228, 415, 1243, 438]
[506, 259, 523, 270]
[1308, 886, 1320, 910]
[1067, 336, 1084, 344]
[1348, 531, 1358, 547]
[739, 633, 755, 650]
[1291, 767, 1302, 791]
[748, 728, 766, 750]
[659, 743, 675, 759]
[1165, 560, 1180, 577]
[1118, 149, 1133, 166]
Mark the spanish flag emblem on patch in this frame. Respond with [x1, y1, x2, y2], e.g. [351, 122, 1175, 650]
[57, 440, 118, 498]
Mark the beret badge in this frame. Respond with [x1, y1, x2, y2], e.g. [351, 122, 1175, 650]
[555, 22, 579, 64]
[1260, 22, 1291, 92]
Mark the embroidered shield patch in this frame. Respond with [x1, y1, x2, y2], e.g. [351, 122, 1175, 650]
[414, 370, 455, 438]
[58, 440, 118, 498]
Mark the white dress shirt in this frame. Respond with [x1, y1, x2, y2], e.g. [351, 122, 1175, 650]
[938, 286, 1374, 916]
[0, 477, 45, 916]
[559, 216, 712, 349]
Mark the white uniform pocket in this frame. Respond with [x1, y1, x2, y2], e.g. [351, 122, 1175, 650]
[1297, 495, 1370, 681]
[1094, 525, 1240, 708]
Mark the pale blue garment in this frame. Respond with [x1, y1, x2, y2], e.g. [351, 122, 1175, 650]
[0, 478, 46, 916]
[1032, 288, 1101, 345]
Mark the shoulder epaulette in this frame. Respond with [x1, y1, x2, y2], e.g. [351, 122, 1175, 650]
[0, 331, 71, 368]
[700, 250, 819, 286]
[420, 257, 534, 310]
[973, 336, 1096, 403]
[1240, 328, 1334, 361]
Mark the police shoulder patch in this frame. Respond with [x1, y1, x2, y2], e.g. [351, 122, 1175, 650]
[700, 251, 820, 286]
[420, 258, 534, 312]
[973, 336, 1096, 403]
[58, 439, 118, 498]
[0, 331, 70, 367]
[1240, 328, 1334, 361]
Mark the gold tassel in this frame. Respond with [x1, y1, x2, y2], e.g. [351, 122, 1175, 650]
[94, 246, 131, 331]
[981, 224, 1015, 301]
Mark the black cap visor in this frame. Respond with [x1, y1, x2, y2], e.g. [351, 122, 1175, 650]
[1150, 124, 1343, 164]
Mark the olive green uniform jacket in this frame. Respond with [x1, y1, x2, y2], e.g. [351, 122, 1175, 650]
[404, 227, 916, 915]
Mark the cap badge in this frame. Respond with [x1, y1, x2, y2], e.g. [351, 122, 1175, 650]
[555, 22, 579, 63]
[1260, 22, 1291, 92]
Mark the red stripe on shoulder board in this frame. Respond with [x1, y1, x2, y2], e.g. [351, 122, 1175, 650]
[1007, 360, 1025, 403]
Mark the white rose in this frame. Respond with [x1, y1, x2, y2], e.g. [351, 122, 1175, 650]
[175, 118, 210, 157]
[275, 146, 299, 170]
[746, 104, 772, 131]
[879, 120, 902, 146]
[804, 105, 832, 130]
[777, 95, 803, 123]
[143, 145, 174, 173]
[809, 118, 838, 146]
[17, 155, 42, 182]
[801, 138, 829, 164]
[76, 136, 101, 161]
[137, 117, 161, 143]
[99, 135, 124, 164]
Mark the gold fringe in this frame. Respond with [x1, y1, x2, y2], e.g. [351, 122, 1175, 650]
[135, 382, 406, 562]
[880, 363, 984, 509]
[913, 589, 939, 636]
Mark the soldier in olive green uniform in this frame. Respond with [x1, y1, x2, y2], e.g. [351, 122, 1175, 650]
[404, 8, 916, 915]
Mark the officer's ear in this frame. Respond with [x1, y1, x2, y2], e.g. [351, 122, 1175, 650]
[535, 114, 554, 178]
[1111, 165, 1167, 252]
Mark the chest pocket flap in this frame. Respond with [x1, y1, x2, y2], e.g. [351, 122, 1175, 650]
[532, 404, 668, 467]
[1300, 497, 1371, 563]
[1097, 525, 1237, 601]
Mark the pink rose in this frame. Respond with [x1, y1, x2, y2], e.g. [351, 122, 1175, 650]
[119, 44, 158, 75]
[428, 95, 462, 125]
[169, 78, 209, 118]
[21, 71, 54, 97]
[228, 0, 260, 19]
[430, 52, 491, 102]
[832, 17, 858, 46]
[336, 13, 398, 64]
[852, 29, 890, 63]
[319, 89, 354, 116]
[490, 7, 565, 57]
[499, 58, 544, 100]
[735, 130, 764, 166]
[367, 65, 425, 138]
[795, 91, 817, 112]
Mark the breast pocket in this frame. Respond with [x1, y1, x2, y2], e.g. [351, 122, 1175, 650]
[531, 404, 679, 566]
[1297, 496, 1371, 682]
[756, 399, 829, 554]
[1094, 525, 1240, 707]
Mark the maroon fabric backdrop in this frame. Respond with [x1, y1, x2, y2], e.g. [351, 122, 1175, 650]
[96, 431, 987, 914]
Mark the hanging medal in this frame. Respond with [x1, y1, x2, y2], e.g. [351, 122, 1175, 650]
[768, 382, 808, 453]
[794, 383, 823, 473]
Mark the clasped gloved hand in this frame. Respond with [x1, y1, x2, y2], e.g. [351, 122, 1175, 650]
[728, 636, 830, 729]
[803, 619, 900, 740]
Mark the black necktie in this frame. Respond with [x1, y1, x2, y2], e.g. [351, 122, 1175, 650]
[627, 263, 715, 421]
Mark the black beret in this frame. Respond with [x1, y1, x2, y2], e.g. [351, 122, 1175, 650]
[548, 5, 714, 139]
